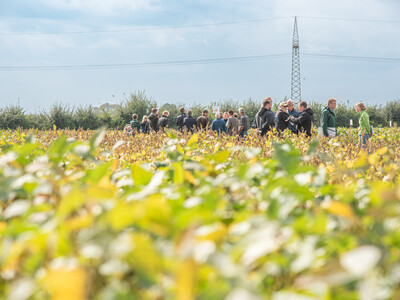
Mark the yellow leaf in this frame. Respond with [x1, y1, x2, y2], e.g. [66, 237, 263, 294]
[226, 142, 234, 148]
[324, 201, 356, 221]
[98, 175, 116, 191]
[196, 223, 227, 244]
[368, 154, 379, 166]
[177, 258, 196, 300]
[376, 147, 388, 156]
[173, 163, 184, 185]
[187, 134, 199, 146]
[67, 214, 94, 231]
[355, 151, 368, 168]
[45, 267, 86, 300]
[185, 171, 197, 185]
[0, 221, 6, 232]
[326, 164, 335, 174]
[111, 159, 119, 171]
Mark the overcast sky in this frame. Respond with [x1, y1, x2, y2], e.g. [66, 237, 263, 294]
[0, 0, 399, 112]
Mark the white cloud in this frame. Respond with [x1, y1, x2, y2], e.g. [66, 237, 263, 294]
[40, 0, 159, 15]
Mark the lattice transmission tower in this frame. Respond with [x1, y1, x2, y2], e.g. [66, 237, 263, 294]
[291, 16, 301, 102]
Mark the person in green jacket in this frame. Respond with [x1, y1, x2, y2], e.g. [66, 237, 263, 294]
[355, 102, 371, 148]
[321, 98, 337, 137]
[130, 114, 141, 135]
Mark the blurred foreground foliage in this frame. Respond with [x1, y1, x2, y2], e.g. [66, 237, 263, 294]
[1, 128, 400, 299]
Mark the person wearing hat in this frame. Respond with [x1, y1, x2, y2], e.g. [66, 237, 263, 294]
[276, 102, 289, 134]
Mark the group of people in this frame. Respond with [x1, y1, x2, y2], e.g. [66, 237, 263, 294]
[124, 96, 372, 146]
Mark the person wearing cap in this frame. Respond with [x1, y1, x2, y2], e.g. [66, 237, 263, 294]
[196, 109, 210, 131]
[276, 102, 289, 134]
[287, 99, 300, 134]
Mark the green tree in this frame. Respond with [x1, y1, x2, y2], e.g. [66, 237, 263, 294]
[45, 103, 75, 129]
[116, 91, 157, 128]
[74, 105, 102, 130]
[0, 105, 28, 129]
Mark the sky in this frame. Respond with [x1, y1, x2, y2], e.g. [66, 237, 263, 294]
[0, 0, 399, 112]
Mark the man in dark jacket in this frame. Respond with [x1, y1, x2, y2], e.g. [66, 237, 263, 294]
[252, 99, 275, 136]
[148, 108, 159, 132]
[276, 102, 289, 134]
[182, 110, 197, 133]
[157, 111, 169, 132]
[176, 107, 187, 132]
[288, 101, 314, 137]
[196, 109, 210, 131]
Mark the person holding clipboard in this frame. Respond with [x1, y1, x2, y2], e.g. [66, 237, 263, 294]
[320, 98, 337, 138]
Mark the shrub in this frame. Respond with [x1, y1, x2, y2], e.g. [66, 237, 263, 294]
[116, 91, 157, 127]
[74, 105, 102, 130]
[45, 103, 75, 129]
[0, 105, 28, 129]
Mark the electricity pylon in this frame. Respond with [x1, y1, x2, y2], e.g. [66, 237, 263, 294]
[291, 16, 301, 102]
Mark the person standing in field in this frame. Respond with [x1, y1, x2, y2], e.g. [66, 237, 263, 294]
[182, 110, 197, 133]
[238, 107, 250, 138]
[130, 114, 141, 135]
[157, 111, 169, 132]
[140, 115, 150, 134]
[287, 99, 300, 134]
[287, 101, 314, 137]
[321, 98, 337, 137]
[223, 112, 229, 124]
[148, 108, 159, 132]
[355, 102, 371, 148]
[264, 96, 278, 124]
[226, 110, 239, 136]
[252, 99, 275, 137]
[176, 107, 187, 132]
[211, 112, 227, 135]
[276, 102, 289, 134]
[197, 109, 210, 131]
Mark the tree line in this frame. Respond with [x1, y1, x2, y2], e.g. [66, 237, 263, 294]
[0, 90, 399, 130]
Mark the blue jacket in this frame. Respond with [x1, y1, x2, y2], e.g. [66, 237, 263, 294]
[288, 108, 300, 133]
[211, 118, 227, 134]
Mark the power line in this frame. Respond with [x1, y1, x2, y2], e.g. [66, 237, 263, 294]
[0, 17, 290, 36]
[1, 15, 399, 36]
[0, 53, 290, 71]
[299, 16, 400, 23]
[0, 53, 399, 72]
[303, 53, 400, 63]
